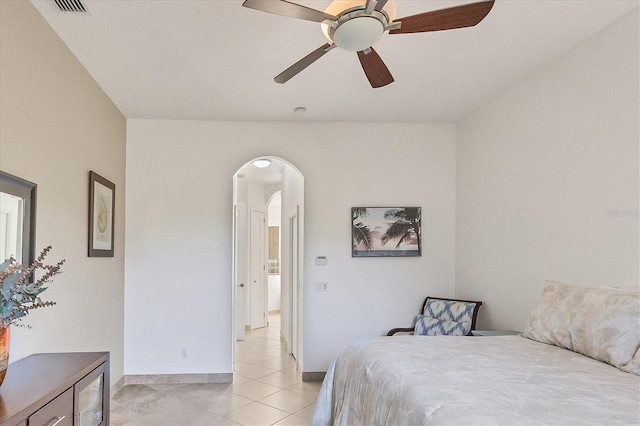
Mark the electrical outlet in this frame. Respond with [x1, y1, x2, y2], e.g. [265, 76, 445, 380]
[181, 348, 188, 359]
[315, 282, 328, 292]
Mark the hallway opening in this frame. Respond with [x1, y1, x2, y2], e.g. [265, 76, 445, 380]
[232, 157, 305, 371]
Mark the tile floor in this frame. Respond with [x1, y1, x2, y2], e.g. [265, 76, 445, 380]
[111, 314, 321, 425]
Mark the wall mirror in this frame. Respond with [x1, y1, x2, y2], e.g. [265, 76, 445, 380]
[0, 171, 36, 265]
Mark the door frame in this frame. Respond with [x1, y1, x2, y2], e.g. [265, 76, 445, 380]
[289, 205, 300, 360]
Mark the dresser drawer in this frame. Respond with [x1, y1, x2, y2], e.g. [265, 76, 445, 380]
[27, 388, 73, 426]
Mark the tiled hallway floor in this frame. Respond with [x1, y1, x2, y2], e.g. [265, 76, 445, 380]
[111, 314, 320, 425]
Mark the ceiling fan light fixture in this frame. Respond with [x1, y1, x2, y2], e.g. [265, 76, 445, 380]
[332, 16, 384, 51]
[321, 0, 396, 48]
[252, 159, 272, 168]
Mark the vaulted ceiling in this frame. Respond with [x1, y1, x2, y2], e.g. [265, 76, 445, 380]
[31, 0, 638, 123]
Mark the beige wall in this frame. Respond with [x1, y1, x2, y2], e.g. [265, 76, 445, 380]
[456, 9, 639, 330]
[0, 0, 126, 384]
[4, 0, 635, 382]
[125, 120, 456, 373]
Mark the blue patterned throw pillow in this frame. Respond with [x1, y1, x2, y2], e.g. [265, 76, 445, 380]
[414, 314, 470, 336]
[419, 299, 477, 335]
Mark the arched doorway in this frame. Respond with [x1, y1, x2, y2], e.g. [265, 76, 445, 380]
[232, 157, 304, 369]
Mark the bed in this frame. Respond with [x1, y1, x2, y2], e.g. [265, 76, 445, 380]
[313, 281, 640, 425]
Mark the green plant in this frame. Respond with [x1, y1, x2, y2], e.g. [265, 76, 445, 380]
[0, 246, 64, 328]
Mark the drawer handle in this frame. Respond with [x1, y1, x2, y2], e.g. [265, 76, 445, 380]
[46, 415, 66, 426]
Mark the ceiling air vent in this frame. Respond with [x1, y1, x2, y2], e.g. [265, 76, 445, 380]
[54, 0, 87, 13]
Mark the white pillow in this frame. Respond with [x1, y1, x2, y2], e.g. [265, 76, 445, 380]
[523, 280, 640, 375]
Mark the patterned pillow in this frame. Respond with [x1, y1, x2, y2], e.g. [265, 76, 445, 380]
[414, 315, 470, 336]
[423, 299, 477, 333]
[523, 280, 640, 375]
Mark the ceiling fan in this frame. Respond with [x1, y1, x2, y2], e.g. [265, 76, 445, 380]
[242, 0, 495, 88]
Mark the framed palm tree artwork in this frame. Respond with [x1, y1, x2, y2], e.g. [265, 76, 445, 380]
[352, 207, 421, 257]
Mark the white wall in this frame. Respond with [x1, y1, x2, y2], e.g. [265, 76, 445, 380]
[0, 1, 126, 384]
[267, 275, 281, 312]
[456, 8, 639, 330]
[268, 193, 282, 227]
[125, 121, 456, 373]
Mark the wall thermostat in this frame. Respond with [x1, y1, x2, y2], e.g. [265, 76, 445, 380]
[315, 256, 328, 266]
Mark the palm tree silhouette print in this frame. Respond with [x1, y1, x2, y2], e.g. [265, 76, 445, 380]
[352, 207, 373, 251]
[381, 208, 421, 254]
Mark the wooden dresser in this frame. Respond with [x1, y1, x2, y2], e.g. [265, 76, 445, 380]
[0, 352, 109, 426]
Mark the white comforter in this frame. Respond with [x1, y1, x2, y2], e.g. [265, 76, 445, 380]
[312, 335, 640, 425]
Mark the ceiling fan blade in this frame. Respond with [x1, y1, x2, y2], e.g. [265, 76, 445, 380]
[364, 0, 389, 14]
[242, 0, 337, 23]
[275, 43, 335, 84]
[390, 0, 494, 34]
[357, 48, 394, 88]
[375, 0, 389, 12]
[365, 0, 376, 14]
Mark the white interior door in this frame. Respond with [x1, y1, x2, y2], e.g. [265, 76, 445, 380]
[250, 210, 267, 329]
[234, 204, 247, 341]
[290, 207, 299, 359]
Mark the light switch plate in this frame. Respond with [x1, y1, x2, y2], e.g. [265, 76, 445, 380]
[315, 282, 328, 292]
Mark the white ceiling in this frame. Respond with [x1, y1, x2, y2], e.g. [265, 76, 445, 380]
[31, 0, 638, 123]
